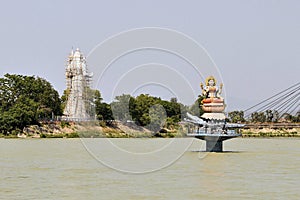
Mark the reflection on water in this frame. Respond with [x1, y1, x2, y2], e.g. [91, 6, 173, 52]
[1, 138, 300, 199]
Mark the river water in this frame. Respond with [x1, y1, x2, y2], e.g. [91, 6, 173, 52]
[1, 138, 300, 199]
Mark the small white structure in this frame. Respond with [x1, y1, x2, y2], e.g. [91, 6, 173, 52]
[63, 48, 93, 121]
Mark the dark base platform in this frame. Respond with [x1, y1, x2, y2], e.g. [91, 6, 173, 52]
[189, 134, 241, 152]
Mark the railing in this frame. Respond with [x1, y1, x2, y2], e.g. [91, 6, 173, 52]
[244, 123, 300, 129]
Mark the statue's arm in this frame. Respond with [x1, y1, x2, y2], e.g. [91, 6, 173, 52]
[218, 83, 223, 95]
[200, 83, 206, 96]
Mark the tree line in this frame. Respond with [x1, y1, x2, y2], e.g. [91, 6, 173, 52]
[94, 93, 206, 132]
[96, 94, 188, 132]
[1, 73, 298, 135]
[227, 110, 300, 123]
[0, 74, 203, 135]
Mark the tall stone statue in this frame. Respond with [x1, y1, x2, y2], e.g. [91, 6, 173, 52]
[63, 48, 92, 120]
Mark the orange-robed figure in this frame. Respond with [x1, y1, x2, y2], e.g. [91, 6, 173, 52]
[200, 76, 225, 113]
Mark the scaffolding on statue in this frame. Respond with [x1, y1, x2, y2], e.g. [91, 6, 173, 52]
[62, 48, 94, 121]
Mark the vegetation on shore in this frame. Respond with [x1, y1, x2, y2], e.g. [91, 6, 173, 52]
[0, 73, 299, 138]
[0, 74, 61, 135]
[241, 128, 300, 137]
[228, 110, 299, 123]
[0, 73, 204, 137]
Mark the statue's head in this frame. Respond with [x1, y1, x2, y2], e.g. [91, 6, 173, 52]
[205, 76, 216, 86]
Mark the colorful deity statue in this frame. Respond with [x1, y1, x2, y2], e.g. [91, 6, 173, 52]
[200, 76, 223, 99]
[200, 76, 225, 113]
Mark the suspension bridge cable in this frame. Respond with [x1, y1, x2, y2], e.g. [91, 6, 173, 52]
[273, 90, 300, 114]
[244, 82, 300, 112]
[277, 93, 300, 117]
[289, 103, 300, 115]
[244, 85, 300, 118]
[273, 89, 300, 110]
[254, 86, 300, 113]
[282, 96, 300, 116]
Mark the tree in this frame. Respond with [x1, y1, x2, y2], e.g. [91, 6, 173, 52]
[110, 94, 134, 122]
[251, 112, 266, 123]
[147, 104, 167, 132]
[111, 94, 185, 131]
[60, 89, 70, 112]
[159, 98, 182, 128]
[93, 90, 103, 106]
[130, 94, 156, 125]
[189, 95, 204, 117]
[170, 97, 177, 103]
[86, 89, 114, 121]
[265, 110, 273, 122]
[228, 111, 245, 123]
[0, 74, 61, 134]
[96, 102, 113, 120]
[273, 110, 279, 122]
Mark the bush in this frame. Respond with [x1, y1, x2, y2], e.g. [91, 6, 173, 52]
[61, 121, 70, 128]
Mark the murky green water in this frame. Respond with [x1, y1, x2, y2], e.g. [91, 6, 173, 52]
[1, 138, 300, 199]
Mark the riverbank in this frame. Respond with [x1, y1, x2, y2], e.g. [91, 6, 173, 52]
[241, 128, 300, 137]
[1, 121, 183, 139]
[1, 121, 300, 138]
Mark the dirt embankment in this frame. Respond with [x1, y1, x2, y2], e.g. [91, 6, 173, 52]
[11, 121, 300, 138]
[19, 121, 181, 138]
[241, 128, 300, 137]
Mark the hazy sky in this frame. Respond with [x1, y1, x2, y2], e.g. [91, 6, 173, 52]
[0, 0, 299, 111]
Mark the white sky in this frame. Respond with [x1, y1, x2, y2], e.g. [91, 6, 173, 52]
[0, 0, 299, 111]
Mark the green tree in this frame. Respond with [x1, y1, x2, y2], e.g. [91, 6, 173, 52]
[110, 94, 189, 131]
[0, 74, 61, 134]
[159, 98, 183, 129]
[110, 94, 134, 122]
[228, 111, 245, 123]
[96, 102, 113, 120]
[93, 90, 103, 106]
[251, 112, 266, 123]
[61, 89, 70, 112]
[189, 95, 204, 117]
[147, 104, 167, 132]
[265, 110, 273, 122]
[132, 94, 159, 126]
[88, 90, 114, 121]
[273, 110, 279, 122]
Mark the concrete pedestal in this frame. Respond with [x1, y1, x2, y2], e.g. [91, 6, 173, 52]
[195, 134, 241, 152]
[206, 139, 223, 152]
